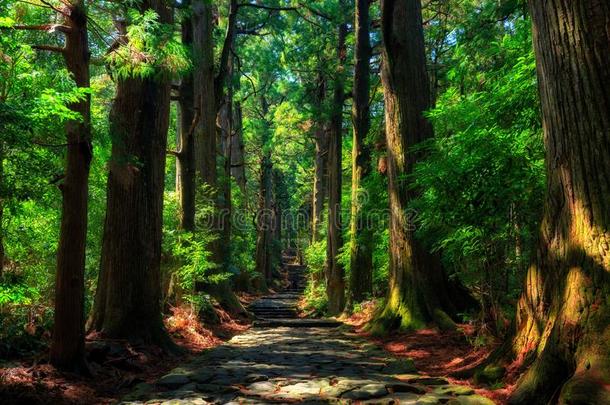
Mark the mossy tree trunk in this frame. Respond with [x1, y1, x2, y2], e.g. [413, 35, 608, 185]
[348, 0, 373, 306]
[90, 0, 175, 349]
[507, 1, 610, 403]
[325, 7, 348, 316]
[372, 0, 465, 333]
[50, 0, 92, 371]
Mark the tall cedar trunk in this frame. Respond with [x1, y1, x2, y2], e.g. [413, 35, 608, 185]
[90, 0, 174, 348]
[177, 14, 196, 231]
[348, 0, 373, 305]
[273, 169, 284, 252]
[311, 75, 328, 244]
[326, 12, 347, 316]
[192, 0, 216, 189]
[50, 1, 91, 370]
[507, 2, 610, 403]
[217, 62, 232, 263]
[255, 97, 274, 286]
[374, 0, 463, 332]
[192, 1, 245, 314]
[255, 155, 273, 286]
[231, 101, 246, 193]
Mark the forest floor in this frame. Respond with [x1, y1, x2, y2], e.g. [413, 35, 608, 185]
[117, 287, 503, 405]
[344, 301, 513, 404]
[0, 299, 254, 405]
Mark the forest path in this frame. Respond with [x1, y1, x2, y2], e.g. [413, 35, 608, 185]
[121, 255, 495, 405]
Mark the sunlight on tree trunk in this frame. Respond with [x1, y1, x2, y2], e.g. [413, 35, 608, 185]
[370, 0, 469, 333]
[507, 1, 610, 403]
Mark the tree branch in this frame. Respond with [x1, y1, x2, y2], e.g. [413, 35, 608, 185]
[11, 24, 71, 33]
[31, 44, 65, 53]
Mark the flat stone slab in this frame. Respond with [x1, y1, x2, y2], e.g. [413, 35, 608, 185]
[253, 318, 342, 328]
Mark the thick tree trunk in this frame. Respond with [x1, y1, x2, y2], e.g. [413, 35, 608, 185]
[325, 13, 347, 316]
[507, 2, 610, 403]
[372, 0, 464, 332]
[348, 0, 374, 305]
[50, 1, 91, 371]
[90, 0, 174, 349]
[311, 76, 328, 244]
[177, 15, 196, 231]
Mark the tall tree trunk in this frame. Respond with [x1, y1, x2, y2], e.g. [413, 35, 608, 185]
[50, 0, 91, 371]
[192, 0, 216, 190]
[348, 0, 373, 305]
[326, 10, 348, 316]
[372, 0, 463, 332]
[192, 0, 244, 315]
[90, 0, 174, 349]
[230, 101, 246, 193]
[177, 14, 196, 231]
[311, 75, 328, 244]
[507, 2, 610, 403]
[255, 97, 274, 287]
[217, 61, 233, 264]
[255, 155, 273, 287]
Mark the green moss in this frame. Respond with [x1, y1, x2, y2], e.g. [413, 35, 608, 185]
[474, 365, 506, 384]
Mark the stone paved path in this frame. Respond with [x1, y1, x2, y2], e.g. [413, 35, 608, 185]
[122, 325, 495, 404]
[122, 256, 495, 404]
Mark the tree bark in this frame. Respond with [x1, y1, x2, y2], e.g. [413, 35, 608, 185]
[192, 0, 245, 315]
[348, 0, 374, 305]
[177, 13, 196, 231]
[217, 58, 233, 265]
[50, 0, 91, 371]
[255, 97, 274, 287]
[230, 101, 246, 193]
[372, 0, 464, 332]
[507, 1, 610, 403]
[325, 10, 348, 316]
[311, 75, 328, 244]
[90, 0, 175, 349]
[192, 0, 217, 189]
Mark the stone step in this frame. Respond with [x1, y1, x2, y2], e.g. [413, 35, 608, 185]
[253, 318, 342, 328]
[262, 294, 301, 300]
[249, 308, 298, 314]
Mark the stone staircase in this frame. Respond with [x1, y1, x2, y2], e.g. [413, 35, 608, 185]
[248, 251, 340, 328]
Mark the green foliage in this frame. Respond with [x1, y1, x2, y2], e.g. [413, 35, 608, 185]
[305, 239, 326, 278]
[412, 17, 544, 310]
[107, 9, 190, 79]
[302, 280, 328, 315]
